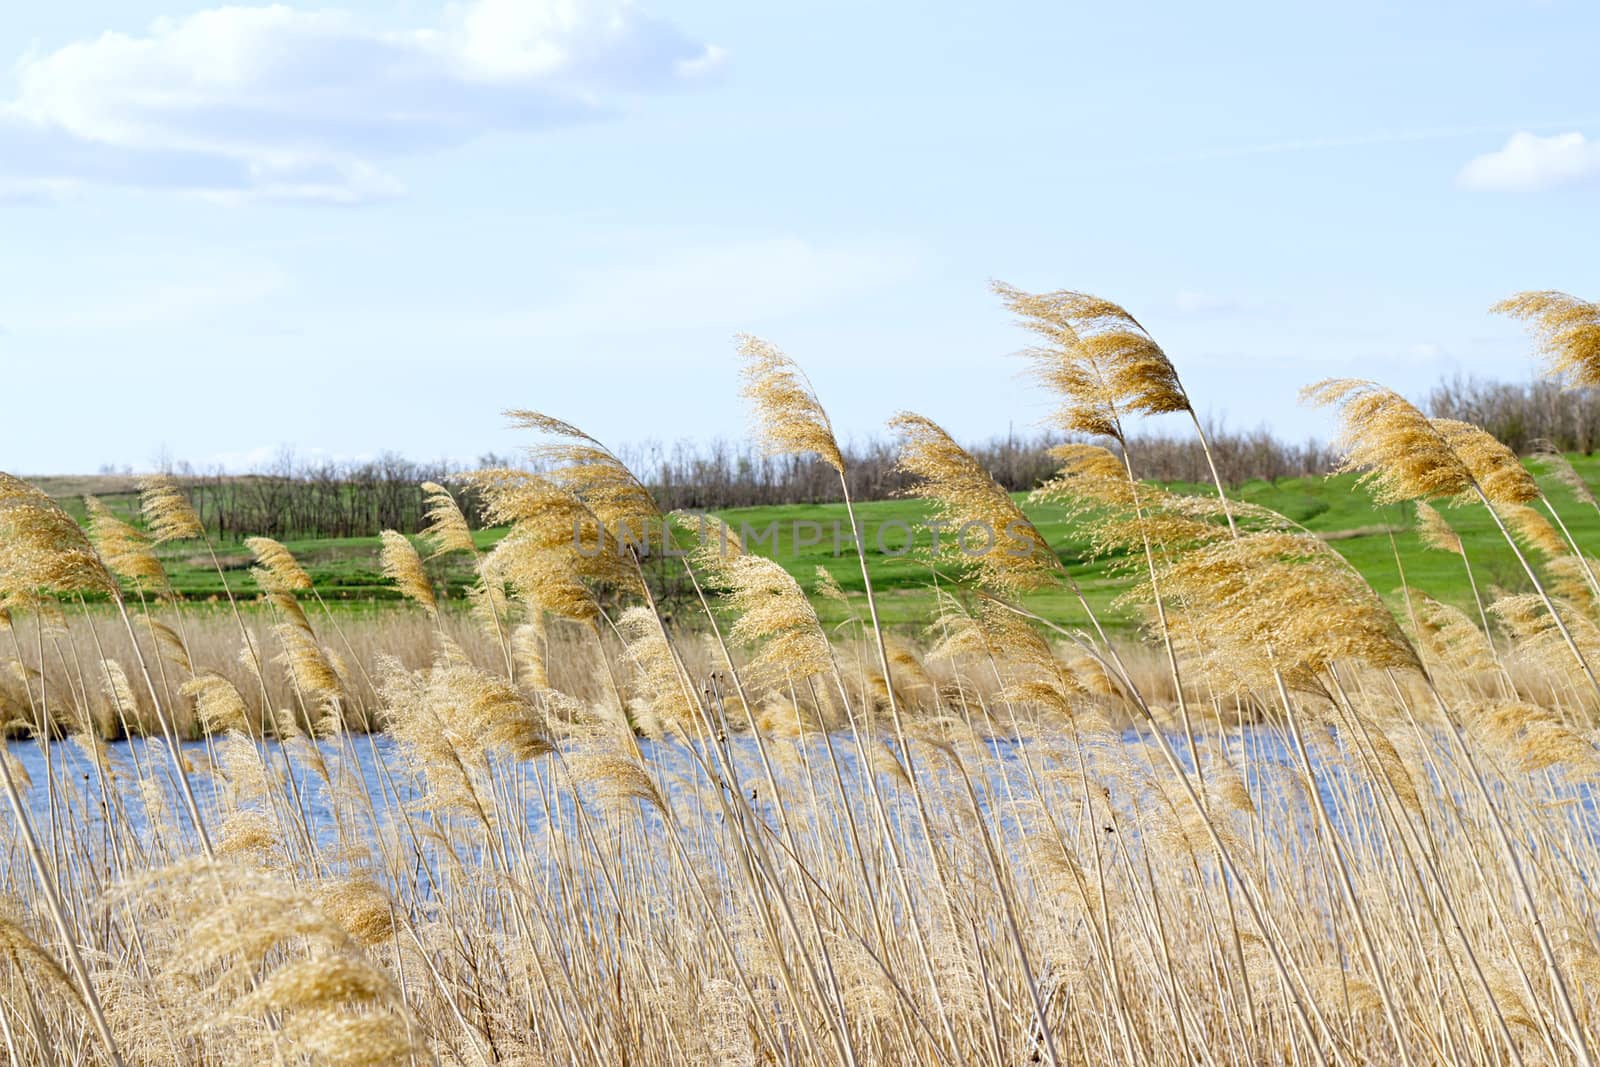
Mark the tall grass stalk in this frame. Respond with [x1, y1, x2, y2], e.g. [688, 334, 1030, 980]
[6, 287, 1600, 1063]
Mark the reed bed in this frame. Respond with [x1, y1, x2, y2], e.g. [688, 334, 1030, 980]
[2, 287, 1600, 1065]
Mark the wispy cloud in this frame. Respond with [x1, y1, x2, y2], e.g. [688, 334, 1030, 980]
[1457, 130, 1600, 192]
[482, 235, 924, 339]
[1169, 119, 1600, 165]
[0, 0, 725, 203]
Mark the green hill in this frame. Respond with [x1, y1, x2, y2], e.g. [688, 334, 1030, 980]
[40, 456, 1600, 633]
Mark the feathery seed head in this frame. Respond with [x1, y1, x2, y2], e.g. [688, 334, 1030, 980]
[484, 527, 600, 624]
[1546, 555, 1599, 609]
[993, 281, 1190, 439]
[235, 952, 397, 1014]
[721, 555, 836, 687]
[813, 565, 850, 607]
[267, 589, 313, 634]
[377, 531, 436, 616]
[274, 624, 344, 711]
[469, 466, 635, 617]
[1411, 595, 1498, 676]
[1414, 501, 1462, 555]
[467, 550, 516, 636]
[681, 511, 745, 578]
[0, 904, 79, 1005]
[511, 619, 550, 689]
[137, 474, 204, 543]
[891, 411, 1060, 596]
[84, 496, 169, 594]
[1530, 443, 1599, 508]
[1493, 290, 1600, 388]
[101, 659, 141, 727]
[1491, 594, 1600, 684]
[1468, 700, 1600, 778]
[1495, 502, 1570, 558]
[568, 747, 666, 819]
[245, 537, 312, 593]
[1431, 418, 1539, 505]
[183, 673, 250, 733]
[1, 750, 32, 793]
[617, 605, 698, 734]
[1032, 443, 1140, 516]
[503, 412, 661, 533]
[282, 1010, 421, 1067]
[1153, 529, 1420, 691]
[736, 334, 846, 474]
[391, 652, 550, 762]
[418, 481, 476, 557]
[378, 653, 548, 820]
[1529, 441, 1593, 508]
[0, 475, 116, 597]
[1301, 379, 1474, 503]
[317, 876, 397, 946]
[142, 616, 192, 673]
[1035, 446, 1235, 566]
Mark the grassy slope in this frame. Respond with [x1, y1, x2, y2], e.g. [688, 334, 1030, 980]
[710, 459, 1600, 629]
[48, 454, 1600, 631]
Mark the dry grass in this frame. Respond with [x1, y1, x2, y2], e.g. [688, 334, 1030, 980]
[0, 288, 1599, 1065]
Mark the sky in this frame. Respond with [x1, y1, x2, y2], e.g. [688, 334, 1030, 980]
[1, 0, 1597, 474]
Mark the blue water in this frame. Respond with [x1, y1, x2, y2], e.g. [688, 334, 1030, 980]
[5, 725, 1596, 882]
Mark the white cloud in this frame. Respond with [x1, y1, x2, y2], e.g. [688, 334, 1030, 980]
[0, 1, 724, 202]
[484, 235, 925, 338]
[675, 43, 729, 81]
[1457, 130, 1600, 192]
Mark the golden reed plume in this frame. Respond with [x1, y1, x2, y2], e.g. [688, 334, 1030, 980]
[889, 411, 1060, 596]
[377, 531, 436, 617]
[245, 537, 313, 594]
[418, 481, 476, 558]
[721, 554, 836, 688]
[1493, 290, 1600, 387]
[83, 496, 169, 595]
[0, 474, 117, 598]
[1430, 419, 1539, 506]
[1531, 441, 1600, 509]
[737, 334, 846, 472]
[992, 282, 1190, 440]
[1415, 501, 1463, 555]
[136, 474, 204, 544]
[10, 278, 1600, 1067]
[1302, 379, 1473, 503]
[470, 467, 620, 623]
[505, 411, 660, 535]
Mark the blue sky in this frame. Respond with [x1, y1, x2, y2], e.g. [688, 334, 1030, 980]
[2, 1, 1597, 474]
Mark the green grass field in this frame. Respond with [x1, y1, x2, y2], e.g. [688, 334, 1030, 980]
[46, 455, 1600, 632]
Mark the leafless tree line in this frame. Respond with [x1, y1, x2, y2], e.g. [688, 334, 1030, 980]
[1426, 374, 1600, 455]
[149, 425, 1349, 543]
[161, 450, 514, 542]
[623, 425, 1343, 512]
[149, 378, 1600, 541]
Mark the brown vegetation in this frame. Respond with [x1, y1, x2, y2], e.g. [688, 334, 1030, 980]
[1, 287, 1600, 1064]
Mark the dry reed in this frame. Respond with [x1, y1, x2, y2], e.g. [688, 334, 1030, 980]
[1, 287, 1599, 1066]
